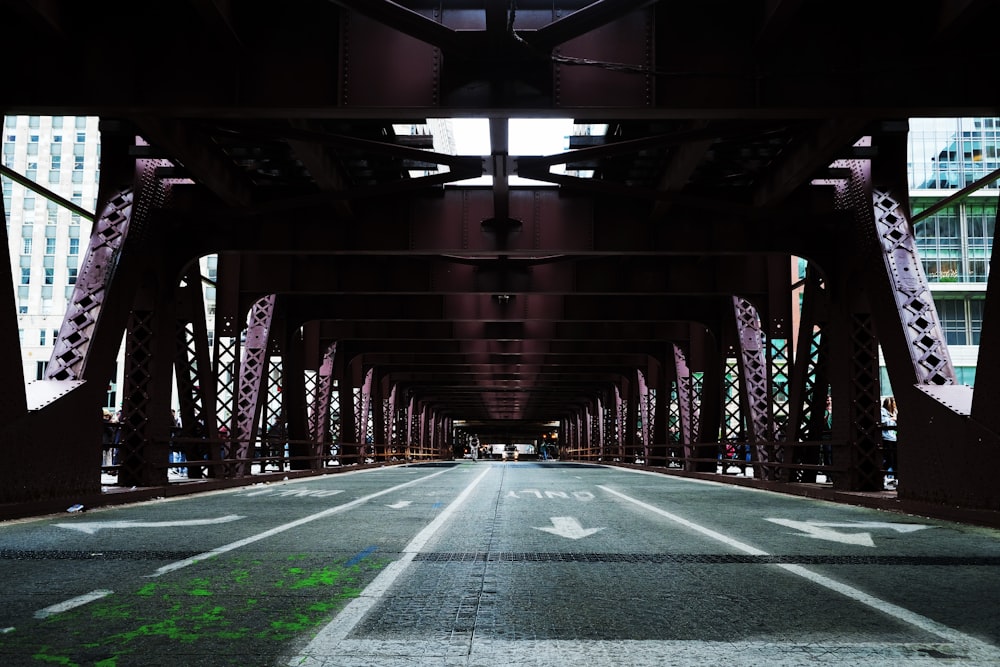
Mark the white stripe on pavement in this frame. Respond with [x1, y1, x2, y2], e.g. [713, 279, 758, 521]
[34, 589, 113, 619]
[150, 466, 454, 577]
[598, 485, 1000, 660]
[288, 465, 493, 663]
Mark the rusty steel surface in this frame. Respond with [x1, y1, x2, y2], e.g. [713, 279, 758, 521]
[0, 1, 998, 521]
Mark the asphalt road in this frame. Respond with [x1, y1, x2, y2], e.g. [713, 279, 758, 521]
[1, 461, 998, 666]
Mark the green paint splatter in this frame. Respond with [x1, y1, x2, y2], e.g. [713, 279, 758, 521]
[10, 555, 387, 665]
[289, 566, 344, 589]
[31, 646, 78, 665]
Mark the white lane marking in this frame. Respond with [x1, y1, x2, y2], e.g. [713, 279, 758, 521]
[533, 516, 604, 540]
[150, 467, 453, 577]
[34, 590, 113, 619]
[290, 465, 493, 662]
[598, 485, 1000, 658]
[55, 515, 245, 535]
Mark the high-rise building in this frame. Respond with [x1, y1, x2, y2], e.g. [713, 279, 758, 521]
[1, 115, 113, 401]
[893, 117, 997, 388]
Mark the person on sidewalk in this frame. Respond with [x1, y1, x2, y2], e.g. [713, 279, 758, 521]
[881, 397, 898, 489]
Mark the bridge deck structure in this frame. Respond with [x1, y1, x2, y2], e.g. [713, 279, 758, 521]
[1, 3, 1000, 528]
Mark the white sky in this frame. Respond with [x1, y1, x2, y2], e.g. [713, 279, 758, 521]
[449, 118, 575, 185]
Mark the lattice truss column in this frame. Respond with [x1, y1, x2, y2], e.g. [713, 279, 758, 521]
[309, 343, 337, 443]
[231, 295, 277, 477]
[174, 271, 219, 479]
[55, 156, 177, 488]
[593, 397, 604, 460]
[408, 395, 418, 457]
[392, 390, 409, 456]
[831, 139, 957, 386]
[831, 143, 956, 491]
[116, 307, 159, 487]
[871, 190, 957, 385]
[384, 383, 399, 457]
[46, 191, 130, 381]
[636, 370, 653, 463]
[786, 268, 830, 483]
[846, 314, 884, 491]
[48, 157, 172, 382]
[672, 343, 700, 461]
[611, 386, 625, 460]
[355, 367, 374, 457]
[732, 296, 779, 480]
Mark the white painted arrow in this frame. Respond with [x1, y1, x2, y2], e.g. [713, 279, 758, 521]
[55, 514, 245, 535]
[804, 521, 933, 534]
[387, 501, 412, 509]
[767, 518, 875, 546]
[533, 516, 604, 540]
[766, 518, 933, 547]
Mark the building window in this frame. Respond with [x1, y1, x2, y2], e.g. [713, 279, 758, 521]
[966, 202, 995, 281]
[935, 296, 984, 345]
[970, 298, 985, 345]
[44, 268, 54, 285]
[39, 329, 46, 346]
[20, 268, 30, 285]
[68, 267, 78, 285]
[914, 207, 965, 282]
[937, 299, 966, 344]
[50, 155, 61, 170]
[69, 238, 79, 254]
[36, 361, 47, 381]
[22, 238, 31, 254]
[913, 200, 995, 283]
[45, 237, 56, 255]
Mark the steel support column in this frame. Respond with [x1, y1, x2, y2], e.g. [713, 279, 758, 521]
[173, 271, 219, 479]
[731, 296, 775, 479]
[231, 295, 277, 477]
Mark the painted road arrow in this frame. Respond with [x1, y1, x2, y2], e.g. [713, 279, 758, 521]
[533, 516, 604, 540]
[766, 518, 933, 547]
[55, 515, 245, 535]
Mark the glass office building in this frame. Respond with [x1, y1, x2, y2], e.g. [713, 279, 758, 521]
[903, 117, 997, 387]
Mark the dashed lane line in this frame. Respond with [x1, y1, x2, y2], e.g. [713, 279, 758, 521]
[288, 465, 493, 664]
[150, 466, 455, 577]
[34, 589, 113, 619]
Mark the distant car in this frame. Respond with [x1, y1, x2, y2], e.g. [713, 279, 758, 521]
[502, 444, 519, 461]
